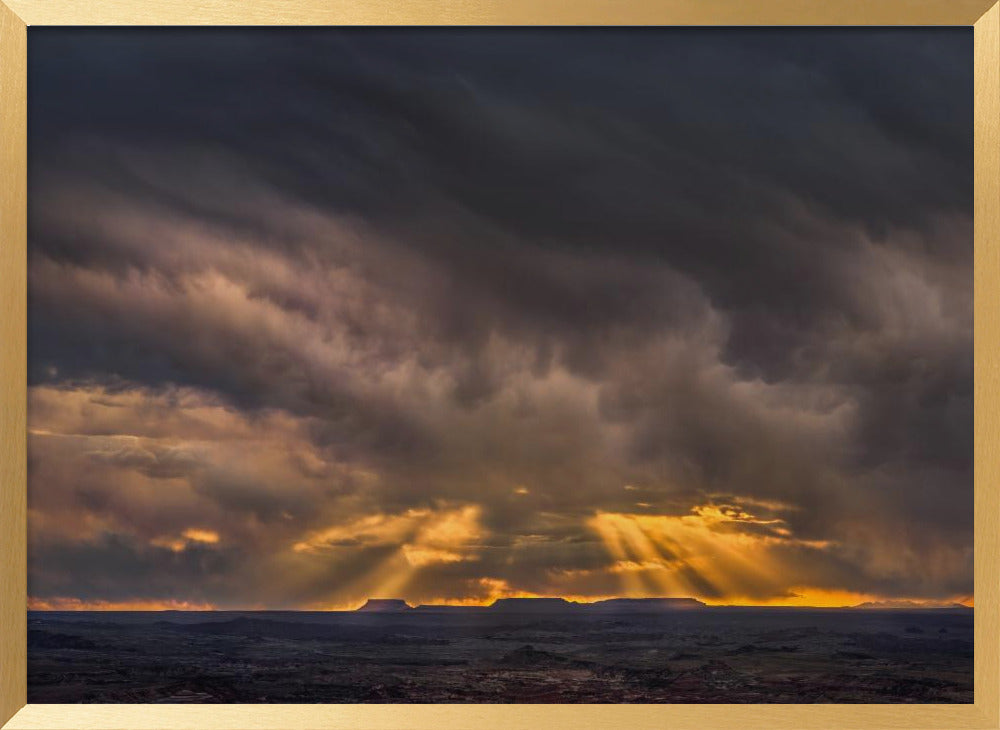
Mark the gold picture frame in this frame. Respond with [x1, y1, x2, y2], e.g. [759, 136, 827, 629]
[1, 1, 997, 727]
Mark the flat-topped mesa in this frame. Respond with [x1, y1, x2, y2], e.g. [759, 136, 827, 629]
[489, 597, 580, 612]
[587, 597, 706, 612]
[357, 596, 707, 612]
[357, 598, 412, 612]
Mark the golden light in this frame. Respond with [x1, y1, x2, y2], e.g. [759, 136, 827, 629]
[293, 504, 484, 604]
[152, 528, 221, 552]
[587, 504, 834, 604]
[182, 528, 220, 544]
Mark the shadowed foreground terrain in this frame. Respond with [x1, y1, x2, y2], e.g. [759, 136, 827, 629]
[27, 604, 973, 703]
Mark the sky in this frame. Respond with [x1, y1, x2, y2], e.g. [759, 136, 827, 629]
[26, 28, 973, 610]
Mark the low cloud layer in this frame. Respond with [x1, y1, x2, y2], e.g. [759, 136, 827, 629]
[27, 28, 972, 609]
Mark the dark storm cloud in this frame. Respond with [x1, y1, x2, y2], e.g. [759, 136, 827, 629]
[29, 534, 241, 605]
[26, 28, 972, 607]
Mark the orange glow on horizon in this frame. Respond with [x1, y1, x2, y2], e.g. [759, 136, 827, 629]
[702, 587, 881, 608]
[28, 591, 973, 611]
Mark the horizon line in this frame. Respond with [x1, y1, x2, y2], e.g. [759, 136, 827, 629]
[26, 595, 975, 612]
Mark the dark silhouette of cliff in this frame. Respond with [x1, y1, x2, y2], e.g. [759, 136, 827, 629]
[588, 597, 705, 612]
[357, 598, 412, 612]
[367, 596, 706, 613]
[490, 597, 580, 612]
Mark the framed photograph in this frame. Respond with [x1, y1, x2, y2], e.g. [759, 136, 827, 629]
[1, 1, 998, 729]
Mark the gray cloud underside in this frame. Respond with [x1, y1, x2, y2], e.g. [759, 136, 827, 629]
[26, 28, 972, 606]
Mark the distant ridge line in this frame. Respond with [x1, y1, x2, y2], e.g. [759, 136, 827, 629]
[356, 596, 708, 613]
[851, 600, 972, 610]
